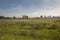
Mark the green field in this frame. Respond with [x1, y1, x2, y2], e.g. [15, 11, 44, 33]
[0, 19, 60, 40]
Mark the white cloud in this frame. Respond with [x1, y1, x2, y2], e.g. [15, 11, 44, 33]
[0, 5, 60, 18]
[0, 0, 60, 18]
[26, 8, 60, 18]
[43, 0, 60, 8]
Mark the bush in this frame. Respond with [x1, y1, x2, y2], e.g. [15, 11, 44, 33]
[47, 24, 57, 30]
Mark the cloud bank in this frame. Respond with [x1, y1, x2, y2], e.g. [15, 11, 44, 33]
[0, 0, 60, 17]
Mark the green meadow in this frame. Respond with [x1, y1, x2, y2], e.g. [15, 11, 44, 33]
[0, 19, 60, 40]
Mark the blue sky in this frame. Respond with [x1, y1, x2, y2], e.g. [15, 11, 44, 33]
[0, 0, 60, 17]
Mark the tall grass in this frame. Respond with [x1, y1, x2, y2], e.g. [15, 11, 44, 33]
[0, 19, 60, 40]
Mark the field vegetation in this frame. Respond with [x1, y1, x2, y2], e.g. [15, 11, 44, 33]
[0, 19, 60, 40]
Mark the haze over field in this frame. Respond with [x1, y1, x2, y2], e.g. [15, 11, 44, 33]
[0, 0, 60, 17]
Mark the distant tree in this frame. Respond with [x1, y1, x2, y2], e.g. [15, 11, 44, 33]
[0, 16, 4, 19]
[47, 16, 51, 18]
[53, 16, 55, 18]
[22, 15, 28, 19]
[40, 15, 43, 18]
[44, 15, 46, 18]
[13, 16, 16, 19]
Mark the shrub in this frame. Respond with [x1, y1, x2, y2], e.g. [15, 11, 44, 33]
[47, 24, 57, 30]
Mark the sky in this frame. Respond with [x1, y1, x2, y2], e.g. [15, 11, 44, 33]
[0, 0, 60, 17]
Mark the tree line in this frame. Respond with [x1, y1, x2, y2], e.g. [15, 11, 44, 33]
[0, 15, 60, 19]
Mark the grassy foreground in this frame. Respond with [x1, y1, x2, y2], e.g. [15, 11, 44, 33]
[0, 19, 60, 40]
